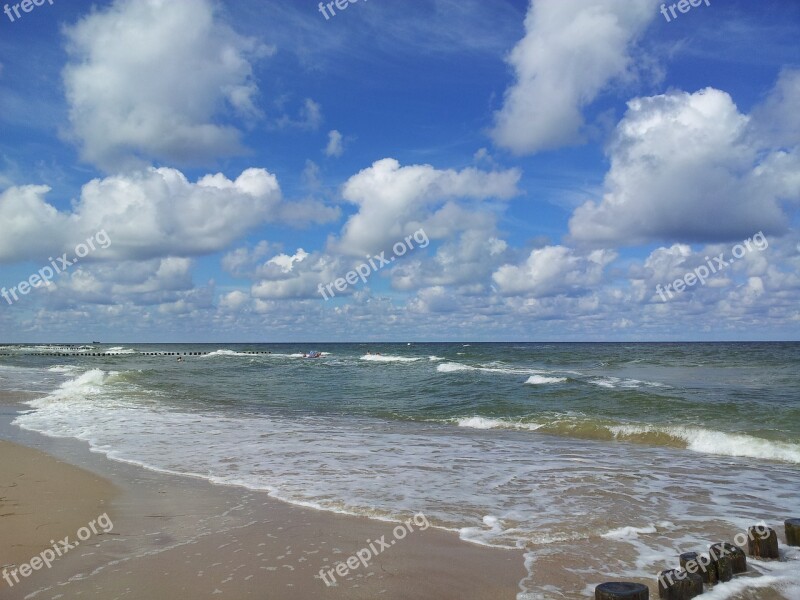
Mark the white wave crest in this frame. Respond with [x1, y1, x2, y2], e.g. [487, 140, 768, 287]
[47, 365, 81, 373]
[606, 424, 800, 464]
[28, 369, 110, 408]
[360, 355, 421, 362]
[455, 417, 543, 431]
[678, 427, 800, 464]
[588, 377, 665, 389]
[105, 347, 137, 354]
[459, 515, 517, 549]
[455, 417, 800, 464]
[202, 349, 253, 358]
[437, 362, 475, 373]
[525, 375, 567, 385]
[438, 362, 555, 377]
[601, 521, 673, 540]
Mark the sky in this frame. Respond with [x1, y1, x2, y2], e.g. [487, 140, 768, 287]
[0, 0, 799, 342]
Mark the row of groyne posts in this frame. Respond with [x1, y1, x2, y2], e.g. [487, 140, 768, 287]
[0, 351, 275, 357]
[596, 519, 799, 600]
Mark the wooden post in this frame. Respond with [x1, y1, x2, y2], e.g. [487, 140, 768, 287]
[748, 526, 780, 559]
[710, 543, 746, 574]
[657, 570, 702, 600]
[710, 552, 733, 582]
[786, 519, 800, 547]
[678, 553, 697, 570]
[679, 551, 717, 584]
[696, 554, 717, 585]
[596, 582, 649, 600]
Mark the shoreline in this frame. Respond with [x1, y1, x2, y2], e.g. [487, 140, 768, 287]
[3, 354, 797, 599]
[0, 390, 526, 599]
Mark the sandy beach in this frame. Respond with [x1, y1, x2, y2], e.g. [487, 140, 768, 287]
[0, 439, 117, 586]
[0, 391, 525, 599]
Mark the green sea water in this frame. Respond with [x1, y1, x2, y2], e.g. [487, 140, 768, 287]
[2, 342, 799, 598]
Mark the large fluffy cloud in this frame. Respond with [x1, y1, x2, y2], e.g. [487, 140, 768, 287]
[569, 72, 800, 245]
[222, 242, 346, 300]
[390, 206, 509, 291]
[44, 258, 196, 305]
[491, 0, 658, 154]
[218, 159, 521, 300]
[63, 0, 271, 171]
[0, 167, 336, 263]
[332, 158, 520, 256]
[492, 245, 616, 297]
[249, 252, 337, 300]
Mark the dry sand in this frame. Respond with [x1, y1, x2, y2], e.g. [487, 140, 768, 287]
[0, 391, 525, 599]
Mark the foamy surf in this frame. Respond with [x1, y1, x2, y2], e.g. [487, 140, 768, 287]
[47, 365, 81, 373]
[588, 376, 665, 389]
[105, 346, 137, 354]
[60, 368, 107, 389]
[601, 521, 674, 540]
[525, 375, 567, 385]
[360, 355, 421, 362]
[437, 361, 553, 376]
[459, 516, 518, 549]
[455, 416, 544, 431]
[454, 416, 800, 464]
[202, 349, 254, 357]
[692, 547, 800, 600]
[437, 362, 476, 373]
[658, 426, 800, 464]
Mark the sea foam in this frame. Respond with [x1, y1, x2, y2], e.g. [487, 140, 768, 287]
[360, 355, 421, 362]
[525, 375, 567, 385]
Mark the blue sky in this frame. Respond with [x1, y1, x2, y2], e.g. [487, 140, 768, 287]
[0, 0, 799, 342]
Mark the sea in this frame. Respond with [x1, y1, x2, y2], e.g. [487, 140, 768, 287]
[1, 342, 798, 598]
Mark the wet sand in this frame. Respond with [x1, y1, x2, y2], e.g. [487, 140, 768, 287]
[0, 440, 118, 585]
[0, 391, 525, 599]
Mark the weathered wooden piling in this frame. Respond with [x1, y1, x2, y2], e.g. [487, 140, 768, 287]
[786, 519, 800, 547]
[657, 570, 702, 600]
[710, 542, 746, 574]
[678, 552, 697, 570]
[710, 551, 733, 582]
[748, 526, 780, 559]
[596, 582, 649, 600]
[679, 551, 717, 585]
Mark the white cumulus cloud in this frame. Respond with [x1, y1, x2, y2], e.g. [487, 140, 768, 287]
[62, 0, 271, 171]
[0, 167, 334, 263]
[333, 158, 520, 256]
[491, 0, 658, 154]
[492, 245, 617, 297]
[569, 73, 800, 245]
